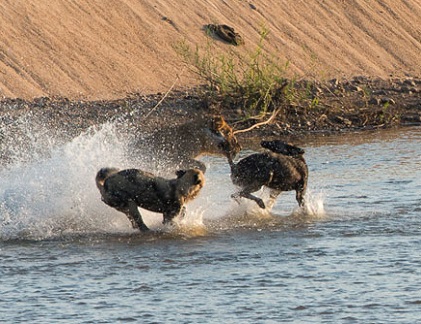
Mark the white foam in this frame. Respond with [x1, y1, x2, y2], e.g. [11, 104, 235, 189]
[0, 122, 134, 240]
[0, 119, 228, 240]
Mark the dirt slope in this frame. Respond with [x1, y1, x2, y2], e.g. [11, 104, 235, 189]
[1, 0, 420, 100]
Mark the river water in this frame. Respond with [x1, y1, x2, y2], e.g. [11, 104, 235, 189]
[0, 121, 420, 323]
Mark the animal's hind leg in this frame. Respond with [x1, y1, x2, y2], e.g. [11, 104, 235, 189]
[296, 189, 305, 207]
[267, 189, 281, 210]
[127, 201, 150, 232]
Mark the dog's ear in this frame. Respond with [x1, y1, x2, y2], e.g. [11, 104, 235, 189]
[176, 170, 186, 178]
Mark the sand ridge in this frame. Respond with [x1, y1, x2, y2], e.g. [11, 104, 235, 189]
[0, 0, 420, 100]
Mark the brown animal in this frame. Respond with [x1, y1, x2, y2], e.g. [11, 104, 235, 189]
[228, 140, 308, 209]
[96, 167, 205, 231]
[133, 115, 241, 173]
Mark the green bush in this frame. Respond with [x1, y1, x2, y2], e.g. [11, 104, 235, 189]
[174, 28, 294, 119]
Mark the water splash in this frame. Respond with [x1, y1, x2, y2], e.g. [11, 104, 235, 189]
[205, 187, 327, 232]
[0, 121, 133, 241]
[301, 190, 326, 218]
[0, 115, 328, 241]
[1, 111, 57, 167]
[0, 116, 223, 241]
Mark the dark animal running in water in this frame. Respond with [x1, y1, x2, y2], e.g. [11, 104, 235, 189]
[96, 167, 205, 231]
[228, 140, 308, 209]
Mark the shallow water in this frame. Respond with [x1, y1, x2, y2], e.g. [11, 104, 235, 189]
[0, 121, 420, 323]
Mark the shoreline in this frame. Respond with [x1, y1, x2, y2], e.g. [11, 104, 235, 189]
[1, 76, 420, 145]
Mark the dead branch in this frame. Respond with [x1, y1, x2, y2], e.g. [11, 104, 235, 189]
[143, 66, 185, 120]
[233, 108, 280, 134]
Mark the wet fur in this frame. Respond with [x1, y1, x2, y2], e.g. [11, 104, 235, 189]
[133, 115, 241, 173]
[228, 140, 308, 209]
[96, 167, 205, 231]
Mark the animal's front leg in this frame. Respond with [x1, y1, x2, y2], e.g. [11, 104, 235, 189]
[127, 201, 150, 232]
[267, 189, 281, 210]
[231, 192, 242, 205]
[162, 207, 181, 225]
[179, 206, 187, 219]
[241, 192, 266, 209]
[232, 190, 266, 209]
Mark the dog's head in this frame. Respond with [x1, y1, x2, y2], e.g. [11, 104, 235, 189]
[206, 115, 241, 160]
[261, 140, 305, 156]
[95, 167, 120, 188]
[175, 169, 205, 201]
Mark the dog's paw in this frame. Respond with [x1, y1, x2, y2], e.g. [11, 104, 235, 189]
[231, 193, 242, 205]
[138, 224, 150, 232]
[256, 199, 266, 209]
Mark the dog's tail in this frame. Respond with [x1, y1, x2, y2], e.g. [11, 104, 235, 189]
[95, 167, 120, 193]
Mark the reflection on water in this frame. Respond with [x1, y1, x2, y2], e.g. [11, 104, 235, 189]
[0, 119, 420, 322]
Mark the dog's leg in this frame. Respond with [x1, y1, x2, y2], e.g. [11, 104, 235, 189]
[179, 206, 187, 219]
[231, 192, 243, 205]
[232, 190, 266, 209]
[115, 205, 138, 229]
[242, 193, 266, 209]
[296, 189, 305, 207]
[267, 189, 281, 209]
[127, 201, 150, 232]
[162, 208, 181, 225]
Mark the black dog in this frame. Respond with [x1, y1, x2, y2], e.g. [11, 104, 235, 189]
[228, 140, 308, 209]
[96, 167, 205, 231]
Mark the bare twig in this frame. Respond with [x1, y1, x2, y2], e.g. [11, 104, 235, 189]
[143, 66, 186, 120]
[233, 108, 280, 134]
